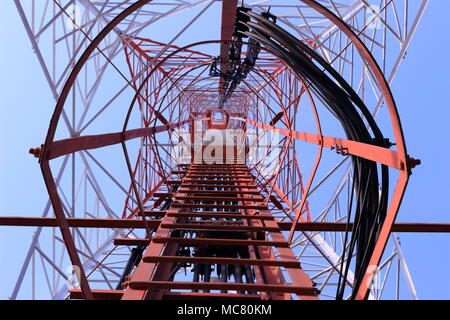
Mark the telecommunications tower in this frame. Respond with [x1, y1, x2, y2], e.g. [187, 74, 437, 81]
[2, 0, 432, 300]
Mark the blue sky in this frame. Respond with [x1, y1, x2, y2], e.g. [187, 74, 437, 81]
[0, 1, 449, 299]
[387, 0, 450, 299]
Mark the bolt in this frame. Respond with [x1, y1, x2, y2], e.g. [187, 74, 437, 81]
[29, 147, 41, 158]
[407, 156, 421, 170]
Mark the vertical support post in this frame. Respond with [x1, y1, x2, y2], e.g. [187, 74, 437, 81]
[40, 161, 94, 300]
[219, 0, 238, 93]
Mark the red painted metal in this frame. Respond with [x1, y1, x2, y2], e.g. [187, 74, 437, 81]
[117, 163, 319, 300]
[219, 0, 238, 93]
[245, 119, 403, 170]
[37, 0, 154, 300]
[298, 0, 411, 300]
[15, 0, 426, 301]
[128, 281, 318, 295]
[69, 289, 123, 300]
[2, 216, 449, 233]
[46, 119, 192, 160]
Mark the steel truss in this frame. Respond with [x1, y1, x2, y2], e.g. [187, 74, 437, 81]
[4, 0, 430, 299]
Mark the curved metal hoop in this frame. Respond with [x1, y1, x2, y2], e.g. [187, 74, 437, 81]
[39, 0, 411, 300]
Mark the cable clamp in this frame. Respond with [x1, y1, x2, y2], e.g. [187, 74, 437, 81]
[331, 144, 348, 156]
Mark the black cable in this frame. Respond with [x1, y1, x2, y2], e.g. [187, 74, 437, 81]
[233, 9, 390, 299]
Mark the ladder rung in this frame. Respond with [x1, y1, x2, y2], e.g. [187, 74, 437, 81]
[176, 190, 260, 195]
[160, 223, 280, 232]
[172, 203, 268, 210]
[138, 211, 166, 217]
[69, 289, 123, 300]
[113, 238, 150, 246]
[173, 195, 265, 202]
[143, 255, 300, 268]
[178, 184, 258, 189]
[128, 281, 319, 295]
[187, 172, 250, 175]
[152, 237, 289, 247]
[190, 164, 247, 168]
[188, 171, 250, 174]
[162, 291, 261, 300]
[171, 171, 188, 174]
[166, 212, 274, 220]
[151, 193, 170, 197]
[188, 169, 249, 172]
[166, 180, 182, 184]
[184, 179, 254, 183]
[186, 175, 251, 178]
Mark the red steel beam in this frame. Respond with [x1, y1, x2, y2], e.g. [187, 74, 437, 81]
[219, 0, 238, 93]
[245, 118, 403, 170]
[128, 281, 319, 295]
[69, 289, 123, 300]
[0, 217, 159, 229]
[162, 292, 260, 300]
[47, 119, 191, 160]
[69, 288, 262, 301]
[143, 256, 301, 268]
[2, 216, 450, 233]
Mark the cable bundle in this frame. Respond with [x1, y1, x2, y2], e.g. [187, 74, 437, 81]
[236, 8, 391, 299]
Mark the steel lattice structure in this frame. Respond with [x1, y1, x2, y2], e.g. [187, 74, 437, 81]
[2, 0, 432, 300]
